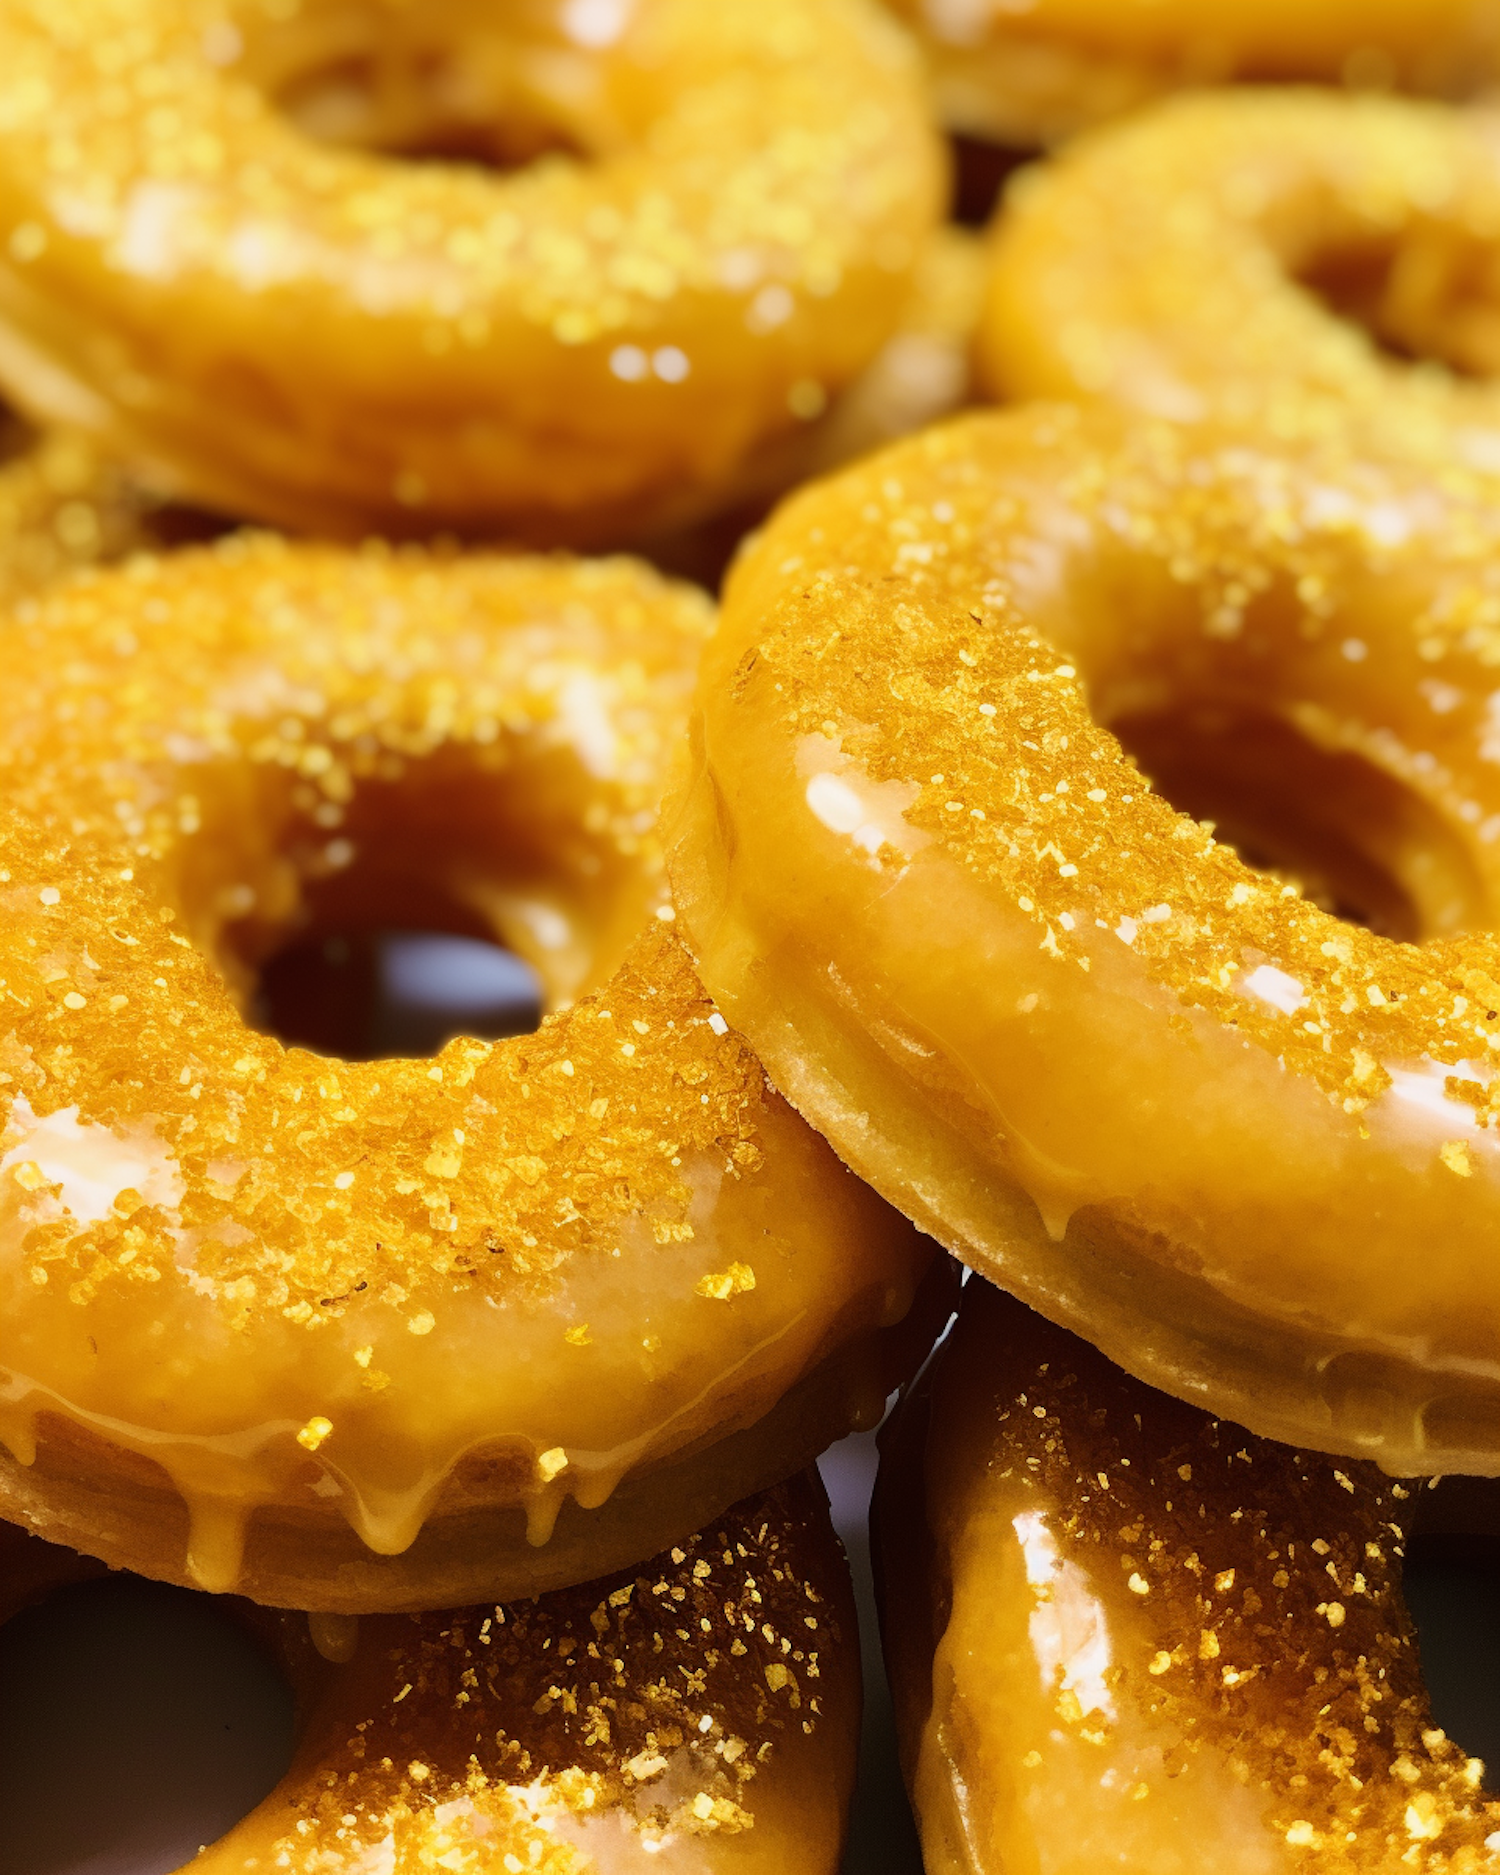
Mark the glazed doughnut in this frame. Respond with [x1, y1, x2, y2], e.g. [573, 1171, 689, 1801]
[0, 535, 945, 1611]
[876, 1280, 1500, 1873]
[883, 0, 1500, 147]
[5, 1470, 861, 1872]
[980, 90, 1500, 464]
[668, 399, 1500, 1477]
[0, 0, 944, 545]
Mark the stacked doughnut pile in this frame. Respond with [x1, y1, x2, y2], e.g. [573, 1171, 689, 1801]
[6, 1, 1500, 1870]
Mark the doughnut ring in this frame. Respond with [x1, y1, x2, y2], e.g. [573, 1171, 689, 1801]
[0, 535, 943, 1611]
[882, 1, 1500, 147]
[0, 0, 944, 544]
[981, 90, 1500, 465]
[5, 1471, 861, 1873]
[668, 400, 1500, 1477]
[877, 1280, 1500, 1872]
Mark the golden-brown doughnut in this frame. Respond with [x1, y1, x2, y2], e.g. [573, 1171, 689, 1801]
[668, 399, 1500, 1477]
[884, 1, 1500, 147]
[5, 1470, 862, 1872]
[0, 535, 944, 1611]
[980, 90, 1500, 461]
[877, 1280, 1500, 1873]
[0, 0, 944, 545]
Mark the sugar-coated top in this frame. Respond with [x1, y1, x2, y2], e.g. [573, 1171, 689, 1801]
[0, 535, 728, 1320]
[0, 0, 944, 532]
[237, 1475, 851, 1872]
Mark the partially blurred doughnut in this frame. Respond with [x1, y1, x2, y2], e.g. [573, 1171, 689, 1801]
[4, 1471, 862, 1873]
[884, 1, 1500, 147]
[0, 0, 944, 544]
[981, 90, 1500, 469]
[876, 1281, 1500, 1873]
[0, 536, 943, 1610]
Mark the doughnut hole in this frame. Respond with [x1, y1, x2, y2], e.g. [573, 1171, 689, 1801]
[257, 930, 545, 1060]
[1106, 703, 1487, 942]
[187, 736, 658, 1063]
[228, 1, 609, 172]
[0, 1576, 293, 1875]
[1297, 229, 1500, 380]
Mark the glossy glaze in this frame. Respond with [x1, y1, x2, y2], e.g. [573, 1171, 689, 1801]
[0, 537, 938, 1606]
[669, 403, 1500, 1473]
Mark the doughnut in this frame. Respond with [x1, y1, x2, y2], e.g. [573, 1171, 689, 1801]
[980, 90, 1500, 465]
[667, 398, 1500, 1478]
[0, 534, 946, 1611]
[0, 0, 945, 545]
[4, 1470, 862, 1872]
[876, 1279, 1500, 1872]
[882, 1, 1500, 148]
